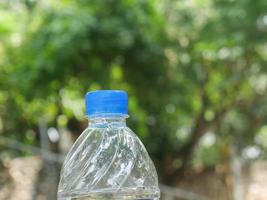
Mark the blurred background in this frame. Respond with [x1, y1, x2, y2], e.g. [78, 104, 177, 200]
[0, 0, 267, 199]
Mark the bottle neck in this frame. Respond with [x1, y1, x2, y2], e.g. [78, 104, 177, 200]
[88, 116, 127, 128]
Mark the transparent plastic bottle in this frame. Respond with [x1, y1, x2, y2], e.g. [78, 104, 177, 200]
[58, 90, 160, 200]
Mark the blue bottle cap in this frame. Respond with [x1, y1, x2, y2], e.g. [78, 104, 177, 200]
[85, 90, 128, 117]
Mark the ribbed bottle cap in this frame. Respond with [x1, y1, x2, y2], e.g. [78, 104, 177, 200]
[85, 90, 128, 117]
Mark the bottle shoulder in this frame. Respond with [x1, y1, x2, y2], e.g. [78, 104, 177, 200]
[59, 125, 159, 197]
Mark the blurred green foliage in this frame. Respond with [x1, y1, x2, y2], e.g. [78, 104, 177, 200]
[0, 0, 267, 183]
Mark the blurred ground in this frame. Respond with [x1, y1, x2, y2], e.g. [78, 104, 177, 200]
[243, 162, 267, 200]
[175, 170, 232, 200]
[1, 156, 267, 200]
[0, 157, 41, 200]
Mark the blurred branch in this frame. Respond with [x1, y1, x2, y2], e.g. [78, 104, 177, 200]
[0, 136, 64, 164]
[168, 67, 210, 181]
[168, 66, 246, 182]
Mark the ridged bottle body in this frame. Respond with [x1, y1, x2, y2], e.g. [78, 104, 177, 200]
[58, 118, 160, 200]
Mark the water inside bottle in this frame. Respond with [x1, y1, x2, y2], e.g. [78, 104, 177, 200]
[67, 198, 155, 200]
[61, 193, 157, 200]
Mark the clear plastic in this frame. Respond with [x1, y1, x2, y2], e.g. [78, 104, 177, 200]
[58, 117, 160, 200]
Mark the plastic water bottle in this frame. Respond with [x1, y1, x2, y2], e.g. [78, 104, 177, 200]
[58, 90, 160, 200]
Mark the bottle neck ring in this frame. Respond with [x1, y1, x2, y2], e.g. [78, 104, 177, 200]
[88, 116, 127, 128]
